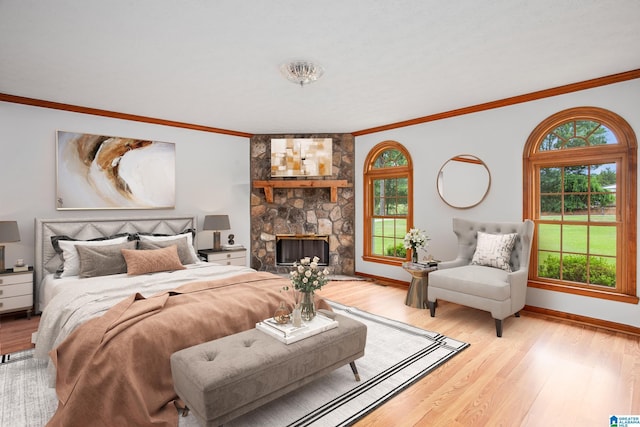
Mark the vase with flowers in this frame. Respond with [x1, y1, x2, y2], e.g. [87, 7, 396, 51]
[403, 228, 430, 263]
[288, 256, 330, 321]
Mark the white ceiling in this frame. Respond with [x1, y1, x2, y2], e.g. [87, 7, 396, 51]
[1, 1, 639, 135]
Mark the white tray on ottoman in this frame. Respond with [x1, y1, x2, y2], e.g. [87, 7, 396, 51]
[256, 312, 339, 344]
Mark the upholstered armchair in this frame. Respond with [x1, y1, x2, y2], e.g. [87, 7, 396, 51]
[427, 217, 534, 337]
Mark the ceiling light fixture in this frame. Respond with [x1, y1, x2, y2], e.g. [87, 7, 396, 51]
[280, 60, 324, 87]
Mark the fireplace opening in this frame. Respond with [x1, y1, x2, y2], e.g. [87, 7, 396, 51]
[276, 235, 329, 266]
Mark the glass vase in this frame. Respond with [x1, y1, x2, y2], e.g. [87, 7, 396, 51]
[412, 248, 419, 263]
[299, 291, 316, 321]
[273, 301, 290, 324]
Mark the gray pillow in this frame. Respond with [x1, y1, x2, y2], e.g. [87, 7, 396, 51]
[138, 236, 195, 265]
[77, 240, 137, 278]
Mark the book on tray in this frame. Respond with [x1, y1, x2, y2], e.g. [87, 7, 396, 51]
[256, 313, 338, 344]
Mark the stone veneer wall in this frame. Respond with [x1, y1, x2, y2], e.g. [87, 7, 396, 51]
[250, 134, 355, 275]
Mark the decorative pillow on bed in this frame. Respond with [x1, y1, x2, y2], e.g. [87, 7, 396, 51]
[470, 232, 517, 272]
[77, 240, 137, 278]
[52, 233, 133, 278]
[121, 245, 186, 275]
[138, 236, 195, 265]
[135, 229, 199, 264]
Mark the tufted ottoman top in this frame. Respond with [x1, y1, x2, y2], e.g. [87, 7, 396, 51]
[170, 310, 367, 426]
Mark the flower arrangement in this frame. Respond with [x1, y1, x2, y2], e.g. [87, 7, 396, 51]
[403, 228, 429, 262]
[288, 256, 330, 293]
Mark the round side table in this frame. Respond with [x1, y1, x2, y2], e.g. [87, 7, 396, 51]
[403, 262, 437, 309]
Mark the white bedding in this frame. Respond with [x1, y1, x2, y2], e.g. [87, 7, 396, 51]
[34, 262, 255, 364]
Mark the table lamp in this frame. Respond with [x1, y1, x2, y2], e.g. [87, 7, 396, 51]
[203, 215, 230, 251]
[0, 221, 20, 271]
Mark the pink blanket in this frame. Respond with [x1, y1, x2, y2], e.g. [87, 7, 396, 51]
[47, 271, 329, 427]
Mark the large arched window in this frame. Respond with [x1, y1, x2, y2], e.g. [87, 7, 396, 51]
[524, 107, 638, 303]
[363, 141, 413, 266]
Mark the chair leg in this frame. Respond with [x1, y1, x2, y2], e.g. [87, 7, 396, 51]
[428, 301, 436, 317]
[494, 319, 503, 337]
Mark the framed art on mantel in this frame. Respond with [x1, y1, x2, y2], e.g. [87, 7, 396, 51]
[56, 131, 176, 210]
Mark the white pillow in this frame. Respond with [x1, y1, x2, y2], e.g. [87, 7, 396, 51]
[471, 232, 517, 272]
[138, 232, 199, 264]
[57, 235, 130, 277]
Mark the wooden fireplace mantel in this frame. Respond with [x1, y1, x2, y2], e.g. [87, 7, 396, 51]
[253, 179, 350, 203]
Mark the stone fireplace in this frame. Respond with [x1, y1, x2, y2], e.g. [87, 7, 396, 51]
[250, 134, 355, 275]
[276, 234, 330, 266]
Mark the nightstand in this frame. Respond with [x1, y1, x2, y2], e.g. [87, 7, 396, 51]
[0, 267, 33, 319]
[198, 248, 247, 266]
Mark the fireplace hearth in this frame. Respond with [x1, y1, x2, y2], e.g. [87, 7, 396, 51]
[276, 235, 329, 266]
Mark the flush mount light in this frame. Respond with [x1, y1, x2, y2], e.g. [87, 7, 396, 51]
[280, 60, 324, 87]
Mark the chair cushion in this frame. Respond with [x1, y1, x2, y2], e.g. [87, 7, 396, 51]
[430, 265, 511, 301]
[471, 232, 517, 272]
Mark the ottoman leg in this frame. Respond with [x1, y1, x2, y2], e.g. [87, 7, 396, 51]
[349, 361, 361, 381]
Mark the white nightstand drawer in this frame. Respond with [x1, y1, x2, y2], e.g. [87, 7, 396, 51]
[0, 294, 33, 312]
[215, 257, 246, 266]
[207, 251, 245, 262]
[0, 282, 31, 298]
[0, 272, 32, 286]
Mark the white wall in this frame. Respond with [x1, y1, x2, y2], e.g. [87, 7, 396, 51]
[354, 79, 640, 328]
[0, 101, 251, 266]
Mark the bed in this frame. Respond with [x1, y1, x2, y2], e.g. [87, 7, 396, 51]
[32, 216, 321, 427]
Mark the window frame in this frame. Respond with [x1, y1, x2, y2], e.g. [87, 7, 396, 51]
[363, 141, 413, 266]
[523, 106, 638, 303]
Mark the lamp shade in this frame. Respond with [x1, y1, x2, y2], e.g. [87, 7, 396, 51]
[203, 215, 230, 231]
[0, 221, 20, 243]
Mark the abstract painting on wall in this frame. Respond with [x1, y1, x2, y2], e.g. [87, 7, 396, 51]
[56, 131, 176, 210]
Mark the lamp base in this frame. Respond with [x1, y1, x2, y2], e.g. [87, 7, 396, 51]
[213, 231, 222, 251]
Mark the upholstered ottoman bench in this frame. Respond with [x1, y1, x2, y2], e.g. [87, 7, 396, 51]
[170, 310, 367, 427]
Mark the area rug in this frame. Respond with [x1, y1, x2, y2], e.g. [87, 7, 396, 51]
[0, 301, 468, 427]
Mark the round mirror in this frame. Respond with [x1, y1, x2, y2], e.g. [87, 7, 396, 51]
[436, 154, 491, 209]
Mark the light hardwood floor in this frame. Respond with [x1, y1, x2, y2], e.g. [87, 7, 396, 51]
[316, 280, 640, 427]
[1, 280, 638, 426]
[0, 313, 38, 358]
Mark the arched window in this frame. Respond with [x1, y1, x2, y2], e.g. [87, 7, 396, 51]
[363, 141, 413, 265]
[524, 107, 638, 303]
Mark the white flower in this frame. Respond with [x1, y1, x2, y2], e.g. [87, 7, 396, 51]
[403, 228, 429, 250]
[288, 256, 330, 293]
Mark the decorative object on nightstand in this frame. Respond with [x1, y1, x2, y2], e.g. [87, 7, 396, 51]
[221, 237, 244, 250]
[0, 221, 20, 272]
[203, 215, 231, 251]
[13, 258, 28, 272]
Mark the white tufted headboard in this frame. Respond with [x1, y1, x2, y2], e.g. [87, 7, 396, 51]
[34, 216, 196, 312]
